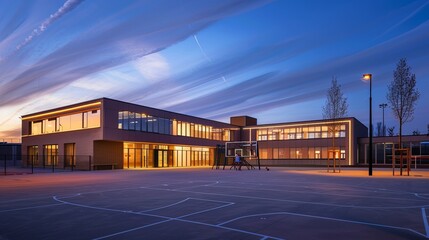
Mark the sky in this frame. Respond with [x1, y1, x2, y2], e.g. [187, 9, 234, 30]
[1, 0, 429, 140]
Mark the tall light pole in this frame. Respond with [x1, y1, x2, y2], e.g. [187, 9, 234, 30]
[379, 103, 387, 136]
[363, 73, 373, 176]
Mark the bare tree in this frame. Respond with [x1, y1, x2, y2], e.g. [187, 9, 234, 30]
[412, 130, 420, 136]
[387, 126, 395, 136]
[323, 77, 348, 120]
[322, 77, 348, 172]
[386, 58, 420, 147]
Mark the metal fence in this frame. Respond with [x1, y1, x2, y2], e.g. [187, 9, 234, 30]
[1, 155, 92, 175]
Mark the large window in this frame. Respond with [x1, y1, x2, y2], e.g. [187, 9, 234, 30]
[123, 143, 211, 168]
[31, 121, 43, 135]
[118, 111, 231, 141]
[27, 145, 39, 165]
[30, 109, 100, 135]
[257, 124, 347, 141]
[43, 144, 58, 166]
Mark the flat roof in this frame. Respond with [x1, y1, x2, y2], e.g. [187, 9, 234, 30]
[21, 97, 240, 128]
[243, 117, 362, 129]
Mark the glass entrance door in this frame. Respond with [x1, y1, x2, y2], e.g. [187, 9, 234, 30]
[154, 149, 168, 167]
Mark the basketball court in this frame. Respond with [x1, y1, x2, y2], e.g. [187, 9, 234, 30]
[1, 167, 429, 239]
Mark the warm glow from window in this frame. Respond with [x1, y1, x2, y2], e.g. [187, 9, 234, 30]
[22, 102, 101, 120]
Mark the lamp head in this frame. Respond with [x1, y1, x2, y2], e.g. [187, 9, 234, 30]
[362, 73, 372, 81]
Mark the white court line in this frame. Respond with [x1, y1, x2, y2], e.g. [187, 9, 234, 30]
[139, 198, 191, 213]
[92, 219, 173, 240]
[173, 181, 220, 190]
[188, 197, 233, 204]
[208, 184, 429, 203]
[143, 186, 429, 209]
[218, 211, 427, 238]
[175, 218, 284, 240]
[422, 208, 429, 238]
[235, 179, 423, 196]
[54, 193, 81, 199]
[93, 216, 283, 240]
[60, 180, 201, 197]
[52, 196, 169, 219]
[0, 203, 64, 213]
[138, 196, 234, 214]
[55, 194, 281, 240]
[177, 202, 235, 219]
[233, 180, 426, 199]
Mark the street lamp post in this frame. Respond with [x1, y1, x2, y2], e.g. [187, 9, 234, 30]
[363, 74, 373, 176]
[379, 103, 387, 136]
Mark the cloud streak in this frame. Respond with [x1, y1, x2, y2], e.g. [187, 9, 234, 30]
[16, 0, 85, 51]
[0, 0, 268, 107]
[1, 0, 429, 138]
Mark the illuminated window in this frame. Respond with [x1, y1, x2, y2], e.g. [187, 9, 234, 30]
[44, 118, 56, 133]
[315, 150, 321, 159]
[223, 129, 230, 141]
[341, 150, 346, 159]
[32, 121, 43, 135]
[172, 120, 177, 135]
[190, 123, 195, 137]
[118, 112, 123, 129]
[85, 110, 100, 128]
[43, 144, 58, 166]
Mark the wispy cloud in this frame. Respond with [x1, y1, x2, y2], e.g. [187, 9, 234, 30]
[123, 19, 429, 121]
[0, 0, 268, 107]
[16, 0, 85, 51]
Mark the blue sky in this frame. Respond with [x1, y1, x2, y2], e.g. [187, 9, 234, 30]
[1, 0, 429, 139]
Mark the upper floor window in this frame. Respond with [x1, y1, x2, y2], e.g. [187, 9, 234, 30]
[29, 109, 100, 135]
[118, 111, 231, 141]
[256, 124, 347, 141]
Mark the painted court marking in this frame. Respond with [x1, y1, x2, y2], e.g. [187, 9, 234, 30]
[3, 178, 427, 239]
[0, 203, 64, 213]
[217, 211, 428, 238]
[142, 185, 429, 209]
[233, 180, 429, 201]
[53, 193, 281, 240]
[208, 183, 429, 203]
[51, 181, 429, 239]
[138, 197, 191, 213]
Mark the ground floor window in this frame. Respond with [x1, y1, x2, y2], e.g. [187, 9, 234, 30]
[258, 146, 345, 160]
[64, 143, 76, 167]
[123, 142, 212, 168]
[27, 145, 39, 165]
[360, 141, 429, 165]
[43, 144, 58, 166]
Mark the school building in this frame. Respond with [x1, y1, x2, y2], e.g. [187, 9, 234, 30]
[20, 98, 429, 170]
